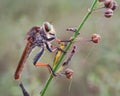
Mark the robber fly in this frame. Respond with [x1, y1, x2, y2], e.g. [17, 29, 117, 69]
[14, 22, 69, 80]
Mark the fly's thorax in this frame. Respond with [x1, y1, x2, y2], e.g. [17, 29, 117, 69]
[31, 34, 46, 48]
[36, 33, 42, 40]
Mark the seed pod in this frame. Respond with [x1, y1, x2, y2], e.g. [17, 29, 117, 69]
[104, 0, 114, 9]
[91, 34, 101, 43]
[66, 28, 77, 32]
[99, 0, 105, 2]
[104, 8, 113, 18]
[111, 1, 118, 11]
[65, 68, 74, 79]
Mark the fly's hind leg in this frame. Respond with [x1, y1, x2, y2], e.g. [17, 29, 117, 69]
[33, 45, 56, 76]
[35, 62, 56, 76]
[33, 46, 44, 65]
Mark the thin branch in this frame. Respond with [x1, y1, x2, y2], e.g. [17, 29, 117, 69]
[40, 0, 98, 96]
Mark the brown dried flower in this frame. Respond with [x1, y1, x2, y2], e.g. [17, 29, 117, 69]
[111, 1, 118, 11]
[104, 0, 114, 9]
[64, 68, 74, 79]
[104, 8, 113, 18]
[91, 34, 101, 43]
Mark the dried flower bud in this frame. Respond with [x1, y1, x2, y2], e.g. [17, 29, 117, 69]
[91, 34, 101, 43]
[111, 1, 118, 11]
[65, 68, 74, 79]
[66, 28, 77, 32]
[104, 8, 113, 18]
[99, 0, 105, 2]
[104, 0, 114, 9]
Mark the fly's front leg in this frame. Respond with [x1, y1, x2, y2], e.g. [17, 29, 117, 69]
[45, 42, 66, 53]
[55, 38, 72, 44]
[45, 42, 54, 52]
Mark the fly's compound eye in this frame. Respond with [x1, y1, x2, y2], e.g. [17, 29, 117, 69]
[44, 22, 51, 32]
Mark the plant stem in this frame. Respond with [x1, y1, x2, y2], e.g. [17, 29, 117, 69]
[40, 0, 98, 96]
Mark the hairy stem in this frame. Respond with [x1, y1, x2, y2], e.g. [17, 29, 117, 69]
[40, 0, 98, 96]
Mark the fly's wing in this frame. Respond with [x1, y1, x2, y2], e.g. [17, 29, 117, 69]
[14, 40, 33, 80]
[14, 26, 40, 80]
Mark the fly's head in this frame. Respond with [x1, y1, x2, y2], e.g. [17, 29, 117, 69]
[43, 22, 56, 37]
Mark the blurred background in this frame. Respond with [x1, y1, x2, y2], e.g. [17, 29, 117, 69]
[0, 0, 120, 96]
